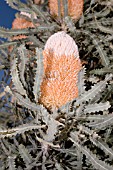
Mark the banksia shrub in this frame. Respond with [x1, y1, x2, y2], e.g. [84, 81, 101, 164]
[1, 1, 113, 170]
[39, 31, 82, 109]
[49, 0, 84, 20]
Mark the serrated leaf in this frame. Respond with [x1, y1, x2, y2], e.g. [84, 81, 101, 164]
[87, 113, 113, 129]
[90, 68, 113, 75]
[0, 40, 27, 49]
[82, 146, 113, 170]
[0, 26, 59, 39]
[92, 38, 110, 67]
[76, 30, 110, 67]
[43, 118, 58, 142]
[31, 4, 48, 23]
[19, 144, 32, 165]
[10, 58, 27, 96]
[70, 136, 113, 170]
[81, 125, 113, 160]
[33, 48, 44, 101]
[39, 105, 50, 125]
[0, 26, 31, 38]
[0, 123, 45, 138]
[90, 138, 113, 160]
[76, 74, 113, 105]
[5, 0, 27, 10]
[13, 92, 42, 112]
[78, 67, 86, 95]
[83, 114, 109, 121]
[84, 101, 111, 114]
[18, 44, 28, 87]
[96, 21, 113, 34]
[8, 156, 16, 170]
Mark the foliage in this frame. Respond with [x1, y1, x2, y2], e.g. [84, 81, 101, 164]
[0, 0, 113, 169]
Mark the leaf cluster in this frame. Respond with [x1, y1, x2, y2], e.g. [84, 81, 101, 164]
[0, 0, 113, 169]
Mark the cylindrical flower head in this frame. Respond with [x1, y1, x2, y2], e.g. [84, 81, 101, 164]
[34, 0, 44, 4]
[39, 31, 82, 109]
[11, 17, 35, 40]
[9, 16, 39, 52]
[49, 0, 84, 21]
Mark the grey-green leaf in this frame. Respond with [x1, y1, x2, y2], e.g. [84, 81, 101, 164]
[33, 48, 44, 101]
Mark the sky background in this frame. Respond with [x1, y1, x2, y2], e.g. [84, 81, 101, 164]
[0, 0, 16, 28]
[0, 0, 26, 81]
[0, 0, 26, 28]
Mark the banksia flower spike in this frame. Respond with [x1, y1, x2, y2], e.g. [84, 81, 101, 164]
[39, 31, 82, 110]
[34, 0, 44, 4]
[49, 0, 84, 21]
[11, 17, 36, 40]
[9, 14, 39, 52]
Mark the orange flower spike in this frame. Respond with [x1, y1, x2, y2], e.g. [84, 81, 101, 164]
[9, 15, 39, 52]
[49, 0, 84, 21]
[40, 31, 82, 110]
[11, 17, 35, 40]
[34, 0, 44, 4]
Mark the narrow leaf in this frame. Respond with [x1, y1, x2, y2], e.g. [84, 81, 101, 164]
[76, 74, 113, 104]
[18, 44, 28, 87]
[0, 123, 45, 138]
[70, 136, 113, 170]
[33, 48, 44, 101]
[88, 113, 113, 129]
[84, 101, 111, 114]
[10, 58, 27, 96]
[78, 67, 86, 95]
[8, 156, 16, 170]
[19, 144, 32, 165]
[90, 68, 113, 75]
[13, 92, 42, 112]
[92, 38, 110, 67]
